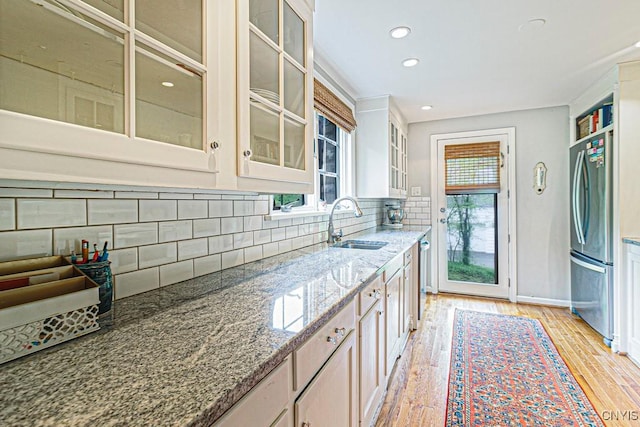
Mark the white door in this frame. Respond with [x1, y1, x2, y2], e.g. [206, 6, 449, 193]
[434, 130, 513, 299]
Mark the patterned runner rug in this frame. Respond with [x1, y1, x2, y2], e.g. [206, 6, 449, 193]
[445, 310, 604, 426]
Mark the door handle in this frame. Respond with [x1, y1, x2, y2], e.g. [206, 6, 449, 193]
[439, 218, 447, 224]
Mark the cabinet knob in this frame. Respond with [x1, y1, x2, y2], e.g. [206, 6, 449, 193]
[243, 149, 252, 158]
[326, 336, 337, 345]
[302, 423, 311, 427]
[335, 327, 346, 337]
[210, 141, 220, 150]
[378, 310, 384, 315]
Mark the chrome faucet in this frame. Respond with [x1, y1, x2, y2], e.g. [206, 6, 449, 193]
[327, 196, 364, 244]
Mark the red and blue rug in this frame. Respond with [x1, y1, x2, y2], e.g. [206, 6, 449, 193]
[445, 310, 604, 426]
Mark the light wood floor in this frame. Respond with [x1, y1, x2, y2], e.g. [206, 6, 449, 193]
[375, 293, 640, 427]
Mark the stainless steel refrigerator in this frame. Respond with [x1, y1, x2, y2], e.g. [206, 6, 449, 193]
[569, 130, 614, 346]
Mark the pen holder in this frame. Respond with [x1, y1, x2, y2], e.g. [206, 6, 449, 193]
[75, 261, 113, 315]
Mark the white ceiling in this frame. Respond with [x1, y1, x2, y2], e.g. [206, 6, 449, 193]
[313, 0, 640, 123]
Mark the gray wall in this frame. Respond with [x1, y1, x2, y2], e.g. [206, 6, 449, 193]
[408, 106, 570, 302]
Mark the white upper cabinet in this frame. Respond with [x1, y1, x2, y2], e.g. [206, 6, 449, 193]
[236, 0, 315, 193]
[0, 0, 225, 188]
[355, 96, 408, 199]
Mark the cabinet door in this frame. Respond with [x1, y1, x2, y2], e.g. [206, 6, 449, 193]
[402, 262, 413, 336]
[359, 299, 384, 427]
[385, 271, 401, 375]
[628, 245, 640, 365]
[295, 332, 357, 427]
[237, 0, 314, 189]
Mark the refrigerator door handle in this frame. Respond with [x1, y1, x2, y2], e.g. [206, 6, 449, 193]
[582, 149, 591, 240]
[570, 254, 606, 274]
[572, 150, 585, 244]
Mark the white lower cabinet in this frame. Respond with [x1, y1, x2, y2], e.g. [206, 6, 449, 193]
[295, 331, 357, 427]
[358, 297, 385, 427]
[627, 243, 640, 366]
[385, 268, 402, 376]
[214, 356, 292, 427]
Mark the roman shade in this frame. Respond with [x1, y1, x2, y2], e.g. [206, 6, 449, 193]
[445, 141, 501, 194]
[313, 79, 356, 132]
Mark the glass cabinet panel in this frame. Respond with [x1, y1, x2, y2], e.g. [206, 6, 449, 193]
[283, 2, 304, 65]
[284, 59, 304, 117]
[250, 32, 279, 103]
[0, 0, 125, 133]
[250, 0, 279, 44]
[284, 118, 305, 170]
[135, 45, 203, 149]
[250, 102, 280, 165]
[136, 0, 202, 62]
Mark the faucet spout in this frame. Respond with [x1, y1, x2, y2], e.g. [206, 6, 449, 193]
[327, 196, 364, 244]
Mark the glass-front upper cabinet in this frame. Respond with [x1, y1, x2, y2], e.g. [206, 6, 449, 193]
[0, 0, 215, 187]
[237, 0, 314, 187]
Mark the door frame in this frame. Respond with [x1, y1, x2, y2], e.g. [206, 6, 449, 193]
[429, 127, 518, 302]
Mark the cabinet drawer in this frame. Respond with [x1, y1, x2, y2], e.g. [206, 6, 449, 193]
[383, 255, 404, 282]
[359, 275, 383, 316]
[294, 300, 356, 391]
[215, 356, 292, 427]
[404, 249, 413, 265]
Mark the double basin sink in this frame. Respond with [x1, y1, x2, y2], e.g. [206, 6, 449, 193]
[332, 240, 388, 250]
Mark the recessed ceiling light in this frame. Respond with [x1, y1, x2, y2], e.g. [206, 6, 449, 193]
[635, 40, 640, 48]
[402, 58, 419, 67]
[161, 81, 174, 87]
[390, 26, 411, 39]
[421, 105, 433, 111]
[518, 18, 546, 32]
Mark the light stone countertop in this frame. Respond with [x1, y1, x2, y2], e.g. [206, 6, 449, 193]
[0, 226, 429, 427]
[623, 237, 640, 247]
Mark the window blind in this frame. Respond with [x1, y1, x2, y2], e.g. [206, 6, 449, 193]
[445, 142, 501, 194]
[313, 79, 357, 132]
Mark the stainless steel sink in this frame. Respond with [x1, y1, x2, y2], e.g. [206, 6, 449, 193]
[332, 240, 388, 250]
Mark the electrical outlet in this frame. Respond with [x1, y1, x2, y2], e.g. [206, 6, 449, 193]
[410, 186, 421, 196]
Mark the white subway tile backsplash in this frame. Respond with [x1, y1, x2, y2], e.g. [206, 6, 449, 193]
[263, 242, 279, 258]
[178, 200, 208, 219]
[209, 234, 233, 254]
[271, 227, 286, 242]
[160, 260, 194, 286]
[53, 226, 112, 256]
[160, 193, 193, 200]
[55, 190, 113, 199]
[253, 229, 271, 245]
[139, 200, 177, 222]
[254, 200, 269, 215]
[0, 188, 52, 198]
[178, 238, 208, 261]
[243, 215, 263, 232]
[0, 199, 15, 231]
[278, 240, 292, 254]
[17, 199, 86, 229]
[115, 191, 158, 199]
[292, 217, 304, 226]
[278, 218, 293, 227]
[285, 226, 299, 239]
[234, 200, 253, 216]
[139, 242, 177, 269]
[115, 268, 159, 299]
[158, 220, 192, 242]
[291, 236, 304, 250]
[109, 248, 138, 275]
[221, 217, 242, 234]
[193, 218, 221, 238]
[114, 223, 158, 248]
[194, 254, 221, 276]
[209, 200, 233, 217]
[221, 249, 244, 269]
[194, 194, 222, 200]
[0, 229, 52, 261]
[88, 200, 138, 225]
[244, 246, 263, 263]
[233, 232, 254, 249]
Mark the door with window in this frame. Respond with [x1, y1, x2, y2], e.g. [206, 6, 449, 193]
[435, 132, 511, 299]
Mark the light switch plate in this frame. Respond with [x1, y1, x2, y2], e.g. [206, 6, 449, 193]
[410, 186, 422, 196]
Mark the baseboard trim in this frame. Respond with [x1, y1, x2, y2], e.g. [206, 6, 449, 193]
[516, 296, 570, 307]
